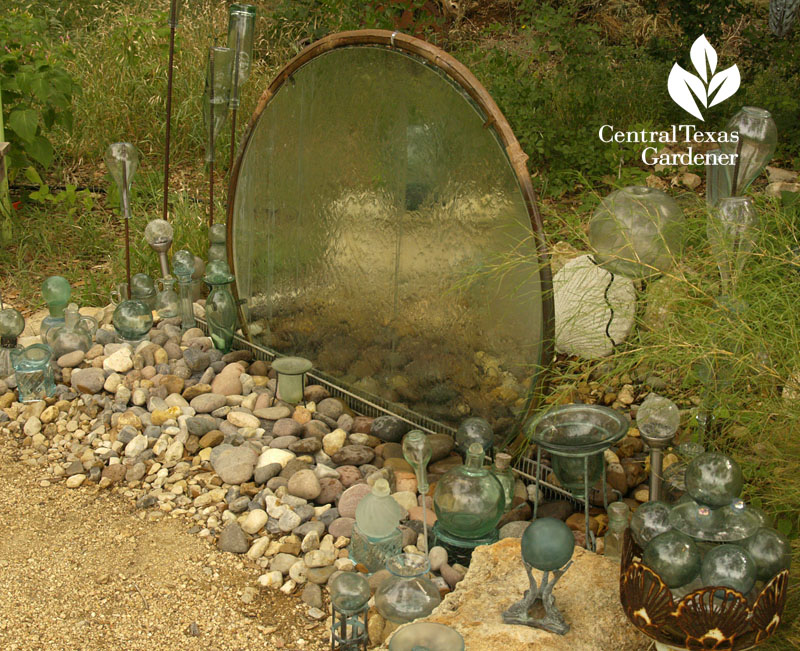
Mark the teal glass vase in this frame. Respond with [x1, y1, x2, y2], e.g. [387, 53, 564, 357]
[40, 275, 71, 342]
[433, 442, 504, 539]
[11, 344, 56, 402]
[204, 260, 237, 352]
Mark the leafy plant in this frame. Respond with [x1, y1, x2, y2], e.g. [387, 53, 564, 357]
[0, 11, 80, 179]
[24, 166, 93, 217]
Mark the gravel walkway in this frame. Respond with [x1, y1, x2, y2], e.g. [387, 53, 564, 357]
[0, 438, 327, 651]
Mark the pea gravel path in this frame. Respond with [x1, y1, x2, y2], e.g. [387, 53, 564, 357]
[0, 438, 328, 651]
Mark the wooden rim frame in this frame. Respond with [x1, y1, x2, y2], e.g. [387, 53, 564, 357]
[225, 29, 555, 437]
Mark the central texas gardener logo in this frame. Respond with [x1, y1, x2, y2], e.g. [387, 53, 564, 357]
[668, 35, 740, 121]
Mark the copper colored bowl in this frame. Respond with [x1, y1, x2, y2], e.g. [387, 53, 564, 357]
[619, 529, 789, 650]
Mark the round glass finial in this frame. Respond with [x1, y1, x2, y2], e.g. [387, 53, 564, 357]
[271, 356, 313, 376]
[455, 416, 494, 456]
[738, 527, 792, 581]
[636, 393, 680, 444]
[630, 501, 673, 547]
[205, 259, 234, 284]
[685, 452, 743, 507]
[701, 544, 757, 594]
[329, 572, 370, 616]
[42, 275, 71, 308]
[209, 223, 227, 244]
[144, 219, 174, 247]
[642, 529, 701, 588]
[520, 518, 574, 571]
[0, 306, 25, 342]
[172, 249, 196, 280]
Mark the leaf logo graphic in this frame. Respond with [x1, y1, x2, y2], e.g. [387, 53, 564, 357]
[668, 35, 740, 121]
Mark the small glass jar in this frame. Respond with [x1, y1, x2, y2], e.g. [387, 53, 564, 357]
[491, 452, 515, 512]
[374, 553, 441, 624]
[204, 260, 237, 352]
[434, 442, 505, 539]
[603, 501, 630, 562]
[11, 344, 56, 402]
[155, 276, 180, 319]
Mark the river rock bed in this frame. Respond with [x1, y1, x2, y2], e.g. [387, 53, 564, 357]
[0, 315, 661, 647]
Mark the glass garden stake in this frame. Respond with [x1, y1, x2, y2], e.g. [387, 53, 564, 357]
[144, 219, 174, 278]
[402, 430, 433, 555]
[162, 0, 181, 222]
[105, 143, 139, 297]
[203, 46, 233, 226]
[226, 4, 256, 171]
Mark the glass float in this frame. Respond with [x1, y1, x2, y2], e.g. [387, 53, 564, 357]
[228, 31, 553, 440]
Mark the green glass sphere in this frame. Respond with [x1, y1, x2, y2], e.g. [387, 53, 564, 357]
[42, 275, 71, 307]
[738, 528, 791, 581]
[521, 518, 575, 571]
[642, 530, 701, 588]
[686, 452, 743, 507]
[701, 544, 757, 594]
[112, 299, 153, 342]
[329, 571, 370, 616]
[631, 501, 673, 548]
[0, 307, 25, 340]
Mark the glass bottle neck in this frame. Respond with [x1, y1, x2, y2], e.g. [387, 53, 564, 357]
[48, 302, 67, 318]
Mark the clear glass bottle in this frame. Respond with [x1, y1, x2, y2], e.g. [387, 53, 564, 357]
[11, 343, 56, 402]
[433, 442, 505, 539]
[47, 303, 97, 357]
[40, 275, 71, 342]
[720, 106, 778, 195]
[350, 478, 405, 573]
[374, 553, 442, 624]
[172, 249, 196, 330]
[204, 259, 237, 352]
[227, 3, 256, 107]
[112, 299, 153, 345]
[707, 196, 757, 294]
[491, 452, 515, 512]
[154, 276, 179, 319]
[130, 273, 157, 311]
[203, 47, 233, 164]
[603, 501, 630, 562]
[0, 306, 25, 378]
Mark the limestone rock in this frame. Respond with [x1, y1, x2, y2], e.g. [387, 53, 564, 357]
[553, 254, 636, 358]
[400, 539, 648, 651]
[210, 444, 258, 484]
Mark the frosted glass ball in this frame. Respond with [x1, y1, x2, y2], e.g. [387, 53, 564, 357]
[701, 544, 757, 594]
[686, 452, 743, 507]
[0, 307, 25, 340]
[589, 186, 684, 279]
[455, 417, 493, 457]
[112, 299, 154, 342]
[521, 518, 574, 571]
[144, 219, 174, 246]
[42, 275, 71, 306]
[631, 501, 673, 548]
[642, 530, 701, 588]
[172, 249, 196, 280]
[739, 528, 792, 581]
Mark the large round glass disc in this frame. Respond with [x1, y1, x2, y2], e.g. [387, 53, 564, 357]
[230, 33, 551, 437]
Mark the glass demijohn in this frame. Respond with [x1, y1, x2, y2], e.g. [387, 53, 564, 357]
[374, 553, 441, 624]
[112, 299, 154, 344]
[433, 442, 504, 539]
[204, 260, 237, 352]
